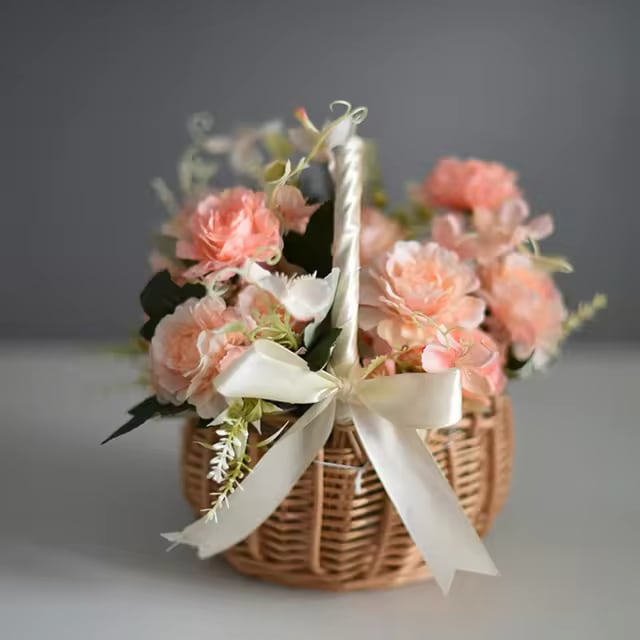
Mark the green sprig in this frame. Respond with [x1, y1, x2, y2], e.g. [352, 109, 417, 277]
[201, 398, 282, 521]
[563, 293, 608, 339]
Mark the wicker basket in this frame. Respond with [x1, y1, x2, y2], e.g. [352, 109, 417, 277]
[181, 395, 513, 591]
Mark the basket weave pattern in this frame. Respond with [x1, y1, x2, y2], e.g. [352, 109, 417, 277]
[181, 395, 513, 591]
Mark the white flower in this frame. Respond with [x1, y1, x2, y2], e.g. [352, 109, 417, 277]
[244, 262, 339, 346]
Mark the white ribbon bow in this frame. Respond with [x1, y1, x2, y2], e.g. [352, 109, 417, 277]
[163, 339, 498, 593]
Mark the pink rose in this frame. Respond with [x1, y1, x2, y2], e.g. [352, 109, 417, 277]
[272, 185, 320, 234]
[360, 241, 486, 348]
[360, 207, 406, 266]
[150, 296, 248, 418]
[422, 157, 521, 212]
[482, 254, 566, 365]
[421, 328, 506, 401]
[177, 187, 283, 281]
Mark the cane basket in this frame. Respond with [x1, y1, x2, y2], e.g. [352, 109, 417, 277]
[181, 395, 514, 591]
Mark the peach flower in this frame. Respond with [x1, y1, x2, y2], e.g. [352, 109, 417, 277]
[150, 296, 248, 418]
[423, 157, 521, 211]
[234, 283, 304, 332]
[482, 254, 566, 365]
[360, 207, 406, 266]
[466, 199, 553, 264]
[431, 213, 473, 259]
[360, 241, 486, 348]
[421, 328, 506, 400]
[272, 184, 320, 234]
[432, 200, 554, 265]
[235, 284, 280, 324]
[177, 187, 283, 281]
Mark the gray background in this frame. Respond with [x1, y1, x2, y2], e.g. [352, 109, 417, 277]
[2, 0, 637, 341]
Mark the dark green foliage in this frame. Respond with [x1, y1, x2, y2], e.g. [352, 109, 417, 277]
[139, 270, 205, 341]
[101, 396, 189, 444]
[282, 200, 334, 277]
[303, 327, 342, 371]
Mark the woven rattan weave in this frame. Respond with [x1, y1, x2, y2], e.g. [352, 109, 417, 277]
[181, 395, 513, 591]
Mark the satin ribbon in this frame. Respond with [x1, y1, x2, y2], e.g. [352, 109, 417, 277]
[164, 132, 498, 593]
[163, 340, 497, 592]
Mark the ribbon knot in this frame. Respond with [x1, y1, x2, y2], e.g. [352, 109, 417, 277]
[336, 375, 356, 400]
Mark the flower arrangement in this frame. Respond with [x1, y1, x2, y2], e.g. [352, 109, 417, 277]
[104, 101, 604, 591]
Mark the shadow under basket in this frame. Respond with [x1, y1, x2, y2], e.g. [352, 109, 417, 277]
[181, 395, 514, 591]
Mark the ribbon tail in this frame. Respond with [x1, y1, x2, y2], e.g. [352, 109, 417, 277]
[350, 404, 498, 594]
[163, 397, 337, 557]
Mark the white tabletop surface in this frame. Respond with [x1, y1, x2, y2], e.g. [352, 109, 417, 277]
[1, 342, 638, 639]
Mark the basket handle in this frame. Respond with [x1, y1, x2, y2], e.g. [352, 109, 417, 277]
[329, 135, 364, 378]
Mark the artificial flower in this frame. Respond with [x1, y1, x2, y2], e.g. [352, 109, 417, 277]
[360, 241, 485, 348]
[466, 199, 553, 264]
[431, 212, 472, 259]
[150, 295, 248, 418]
[421, 328, 506, 400]
[422, 157, 521, 211]
[482, 254, 566, 366]
[177, 187, 283, 281]
[432, 200, 554, 265]
[272, 184, 320, 234]
[360, 207, 406, 266]
[245, 261, 339, 346]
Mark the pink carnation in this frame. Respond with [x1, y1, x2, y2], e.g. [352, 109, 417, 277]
[272, 185, 320, 234]
[431, 213, 473, 259]
[466, 199, 553, 264]
[150, 296, 248, 418]
[360, 241, 486, 348]
[421, 328, 506, 401]
[432, 199, 554, 265]
[177, 187, 283, 281]
[482, 254, 566, 364]
[423, 157, 521, 212]
[235, 284, 278, 323]
[360, 207, 406, 266]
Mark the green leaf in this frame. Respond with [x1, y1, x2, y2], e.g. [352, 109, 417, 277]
[303, 327, 341, 371]
[139, 270, 205, 341]
[282, 200, 334, 277]
[101, 396, 189, 444]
